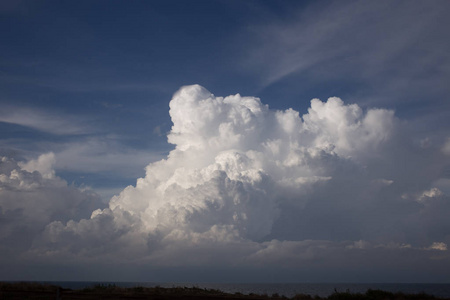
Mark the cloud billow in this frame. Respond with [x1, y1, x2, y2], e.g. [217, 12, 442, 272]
[1, 85, 449, 280]
[0, 154, 103, 256]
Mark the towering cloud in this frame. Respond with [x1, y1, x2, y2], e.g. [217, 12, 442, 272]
[1, 85, 449, 281]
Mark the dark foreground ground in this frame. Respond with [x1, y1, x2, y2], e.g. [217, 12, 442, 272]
[1, 282, 448, 300]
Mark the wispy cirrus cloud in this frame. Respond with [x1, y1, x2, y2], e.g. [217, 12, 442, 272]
[245, 1, 450, 107]
[54, 138, 164, 177]
[0, 105, 94, 135]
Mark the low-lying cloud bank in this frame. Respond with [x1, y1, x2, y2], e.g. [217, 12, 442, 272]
[1, 85, 449, 281]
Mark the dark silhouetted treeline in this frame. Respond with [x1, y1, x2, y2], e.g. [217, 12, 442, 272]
[0, 282, 447, 300]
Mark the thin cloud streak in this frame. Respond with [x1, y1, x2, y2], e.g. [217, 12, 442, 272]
[246, 1, 450, 107]
[54, 139, 164, 176]
[0, 106, 94, 135]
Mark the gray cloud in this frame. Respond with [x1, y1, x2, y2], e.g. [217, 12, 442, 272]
[0, 154, 104, 258]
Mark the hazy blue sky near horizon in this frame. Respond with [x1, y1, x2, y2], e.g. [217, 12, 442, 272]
[1, 0, 450, 282]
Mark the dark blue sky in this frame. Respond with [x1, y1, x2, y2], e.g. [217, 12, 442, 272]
[1, 0, 450, 282]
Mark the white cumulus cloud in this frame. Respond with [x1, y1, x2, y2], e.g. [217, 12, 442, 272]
[34, 86, 429, 253]
[2, 85, 450, 281]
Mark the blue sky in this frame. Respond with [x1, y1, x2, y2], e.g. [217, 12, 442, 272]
[1, 0, 450, 282]
[2, 0, 449, 197]
[2, 0, 313, 197]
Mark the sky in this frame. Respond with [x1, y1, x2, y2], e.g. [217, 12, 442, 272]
[1, 0, 450, 283]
